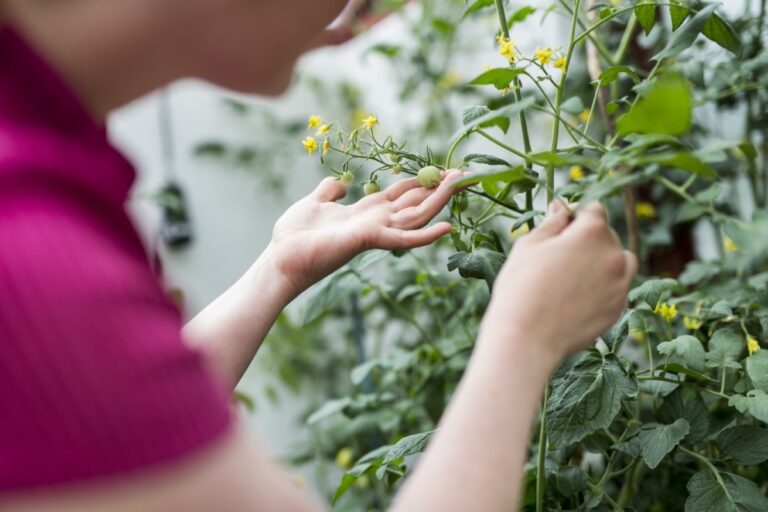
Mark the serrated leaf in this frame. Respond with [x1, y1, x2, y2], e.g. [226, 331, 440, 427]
[686, 469, 768, 511]
[729, 390, 768, 423]
[716, 425, 768, 465]
[468, 68, 525, 90]
[658, 335, 707, 373]
[617, 73, 692, 136]
[546, 351, 639, 447]
[706, 329, 744, 370]
[628, 278, 679, 307]
[702, 13, 741, 55]
[452, 97, 535, 142]
[382, 431, 434, 465]
[635, 2, 658, 35]
[617, 419, 689, 469]
[658, 387, 710, 442]
[447, 248, 507, 289]
[653, 4, 718, 61]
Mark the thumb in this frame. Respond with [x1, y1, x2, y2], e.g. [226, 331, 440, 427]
[527, 200, 570, 240]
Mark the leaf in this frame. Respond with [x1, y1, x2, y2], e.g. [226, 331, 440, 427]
[598, 65, 641, 86]
[507, 6, 536, 28]
[556, 466, 588, 496]
[638, 152, 716, 179]
[617, 73, 692, 137]
[618, 419, 690, 469]
[307, 398, 351, 425]
[451, 166, 533, 190]
[628, 278, 679, 307]
[729, 390, 768, 423]
[452, 97, 535, 141]
[546, 351, 639, 448]
[635, 2, 658, 35]
[706, 329, 744, 370]
[560, 96, 585, 115]
[332, 473, 359, 504]
[702, 13, 741, 55]
[745, 350, 768, 392]
[382, 431, 434, 465]
[447, 248, 507, 289]
[669, 0, 689, 31]
[658, 335, 707, 373]
[686, 469, 768, 511]
[510, 210, 542, 232]
[302, 270, 358, 325]
[653, 4, 718, 61]
[462, 153, 512, 167]
[462, 0, 494, 17]
[468, 68, 525, 90]
[716, 425, 768, 465]
[658, 387, 710, 442]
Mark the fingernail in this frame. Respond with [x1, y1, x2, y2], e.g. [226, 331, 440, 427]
[549, 200, 563, 215]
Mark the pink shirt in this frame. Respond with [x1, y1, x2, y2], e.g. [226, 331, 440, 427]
[0, 26, 232, 492]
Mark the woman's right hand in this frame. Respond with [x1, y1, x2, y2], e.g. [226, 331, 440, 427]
[482, 200, 637, 364]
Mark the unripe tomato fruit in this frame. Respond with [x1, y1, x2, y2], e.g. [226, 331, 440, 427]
[418, 165, 442, 189]
[392, 165, 404, 175]
[364, 180, 381, 195]
[339, 171, 354, 187]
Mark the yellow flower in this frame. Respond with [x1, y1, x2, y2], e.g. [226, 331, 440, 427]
[335, 447, 354, 469]
[748, 336, 761, 356]
[630, 328, 646, 343]
[683, 316, 702, 330]
[636, 202, 657, 219]
[302, 136, 318, 155]
[497, 35, 517, 63]
[553, 56, 567, 71]
[316, 124, 331, 136]
[723, 236, 739, 253]
[579, 109, 591, 123]
[654, 302, 678, 323]
[510, 224, 530, 239]
[534, 47, 554, 65]
[362, 115, 378, 129]
[322, 138, 330, 156]
[570, 165, 585, 181]
[307, 115, 322, 130]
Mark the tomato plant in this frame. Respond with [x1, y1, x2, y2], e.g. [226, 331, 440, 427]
[252, 0, 768, 510]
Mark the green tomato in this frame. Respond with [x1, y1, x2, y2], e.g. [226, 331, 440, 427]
[418, 165, 442, 189]
[364, 180, 381, 195]
[391, 165, 404, 175]
[339, 171, 354, 187]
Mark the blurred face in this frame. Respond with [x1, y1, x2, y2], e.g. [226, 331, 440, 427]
[190, 0, 350, 95]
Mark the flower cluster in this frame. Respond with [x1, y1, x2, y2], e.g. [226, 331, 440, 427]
[303, 115, 333, 156]
[497, 35, 517, 63]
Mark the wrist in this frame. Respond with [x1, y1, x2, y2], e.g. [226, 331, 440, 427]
[243, 244, 303, 304]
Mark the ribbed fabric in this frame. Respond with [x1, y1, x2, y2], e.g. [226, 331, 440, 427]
[0, 26, 232, 492]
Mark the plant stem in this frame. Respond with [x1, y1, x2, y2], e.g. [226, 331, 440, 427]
[547, 0, 583, 203]
[445, 131, 470, 169]
[536, 386, 550, 512]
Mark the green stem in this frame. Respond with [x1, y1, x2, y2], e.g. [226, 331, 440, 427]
[547, 0, 583, 203]
[476, 129, 542, 165]
[445, 131, 470, 169]
[678, 445, 736, 504]
[536, 386, 550, 512]
[613, 14, 638, 63]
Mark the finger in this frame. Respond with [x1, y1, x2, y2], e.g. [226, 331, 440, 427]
[393, 187, 436, 211]
[377, 223, 453, 250]
[608, 227, 622, 247]
[313, 177, 348, 202]
[385, 177, 422, 201]
[391, 171, 463, 229]
[576, 201, 607, 222]
[525, 200, 570, 241]
[623, 249, 638, 282]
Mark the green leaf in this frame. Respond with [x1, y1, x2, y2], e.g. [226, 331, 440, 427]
[653, 4, 718, 61]
[706, 329, 744, 370]
[382, 431, 434, 465]
[669, 0, 689, 31]
[716, 425, 768, 465]
[556, 466, 588, 496]
[729, 390, 768, 423]
[302, 270, 358, 325]
[638, 152, 716, 179]
[560, 96, 585, 115]
[462, 0, 494, 17]
[746, 350, 768, 392]
[447, 248, 507, 289]
[510, 210, 542, 232]
[451, 166, 533, 189]
[658, 335, 707, 373]
[507, 6, 536, 28]
[702, 13, 741, 55]
[546, 351, 639, 448]
[658, 387, 710, 442]
[598, 65, 641, 86]
[686, 469, 768, 511]
[635, 2, 658, 35]
[617, 73, 692, 136]
[452, 97, 535, 141]
[332, 473, 359, 505]
[467, 68, 525, 90]
[307, 398, 351, 425]
[617, 419, 690, 469]
[628, 278, 679, 307]
[462, 153, 512, 167]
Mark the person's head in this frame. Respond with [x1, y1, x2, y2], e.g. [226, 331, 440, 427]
[3, 0, 350, 116]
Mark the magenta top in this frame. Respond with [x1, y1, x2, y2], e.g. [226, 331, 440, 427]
[0, 27, 232, 492]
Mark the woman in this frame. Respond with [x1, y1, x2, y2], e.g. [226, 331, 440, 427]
[0, 0, 637, 510]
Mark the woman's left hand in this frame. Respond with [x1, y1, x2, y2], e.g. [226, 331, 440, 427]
[269, 170, 464, 296]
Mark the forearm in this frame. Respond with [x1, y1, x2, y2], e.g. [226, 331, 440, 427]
[391, 314, 559, 512]
[182, 245, 300, 388]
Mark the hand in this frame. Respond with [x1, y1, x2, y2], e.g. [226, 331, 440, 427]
[269, 170, 464, 296]
[482, 200, 637, 363]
